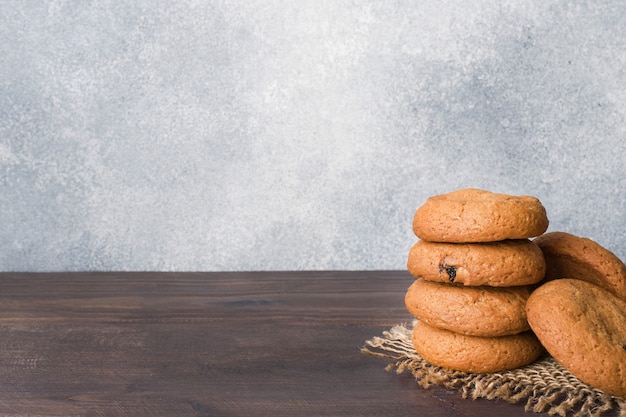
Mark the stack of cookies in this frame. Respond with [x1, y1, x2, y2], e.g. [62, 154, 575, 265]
[405, 188, 549, 373]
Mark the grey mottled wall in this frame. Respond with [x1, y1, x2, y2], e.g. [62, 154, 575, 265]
[2, 1, 626, 271]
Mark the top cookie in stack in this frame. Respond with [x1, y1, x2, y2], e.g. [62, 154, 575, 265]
[405, 188, 549, 373]
[412, 188, 549, 243]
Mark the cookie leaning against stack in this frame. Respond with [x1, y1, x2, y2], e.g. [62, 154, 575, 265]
[533, 231, 626, 300]
[527, 231, 626, 397]
[526, 279, 626, 397]
[405, 188, 548, 373]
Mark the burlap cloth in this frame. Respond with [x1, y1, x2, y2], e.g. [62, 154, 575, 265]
[362, 322, 626, 417]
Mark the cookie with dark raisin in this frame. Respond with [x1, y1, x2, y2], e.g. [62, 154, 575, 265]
[526, 278, 626, 397]
[407, 239, 546, 286]
[413, 188, 549, 243]
[405, 279, 532, 337]
[533, 231, 626, 300]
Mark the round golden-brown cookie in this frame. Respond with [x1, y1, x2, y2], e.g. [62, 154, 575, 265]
[405, 279, 532, 337]
[413, 188, 549, 243]
[407, 239, 546, 286]
[411, 320, 544, 373]
[533, 231, 626, 300]
[526, 279, 626, 397]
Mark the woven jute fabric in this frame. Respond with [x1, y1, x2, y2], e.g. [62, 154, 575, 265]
[362, 322, 626, 417]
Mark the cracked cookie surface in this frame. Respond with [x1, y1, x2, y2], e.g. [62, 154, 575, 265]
[526, 279, 626, 397]
[407, 239, 546, 286]
[413, 188, 549, 243]
[411, 320, 544, 373]
[405, 279, 533, 337]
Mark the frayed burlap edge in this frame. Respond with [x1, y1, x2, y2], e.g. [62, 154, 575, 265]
[362, 322, 626, 417]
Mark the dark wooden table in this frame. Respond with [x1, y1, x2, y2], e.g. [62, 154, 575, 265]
[0, 270, 554, 416]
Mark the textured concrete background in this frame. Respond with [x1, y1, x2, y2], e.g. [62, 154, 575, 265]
[1, 1, 626, 271]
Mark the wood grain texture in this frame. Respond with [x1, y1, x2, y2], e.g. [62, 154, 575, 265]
[0, 271, 554, 416]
